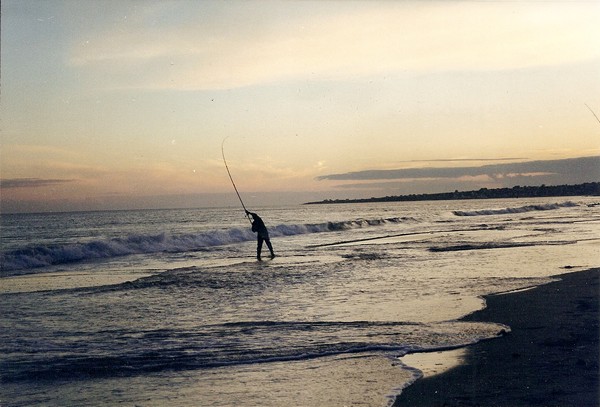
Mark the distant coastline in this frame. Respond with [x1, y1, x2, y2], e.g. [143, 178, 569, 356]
[305, 182, 600, 205]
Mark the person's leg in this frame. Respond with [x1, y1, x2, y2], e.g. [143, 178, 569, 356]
[257, 236, 264, 260]
[265, 239, 275, 258]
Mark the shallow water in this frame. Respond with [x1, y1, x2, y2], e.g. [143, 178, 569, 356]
[1, 198, 599, 406]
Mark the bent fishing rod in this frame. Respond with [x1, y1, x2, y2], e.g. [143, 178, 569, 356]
[222, 137, 253, 224]
[585, 103, 600, 126]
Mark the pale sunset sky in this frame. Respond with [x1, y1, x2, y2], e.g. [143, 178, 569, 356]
[1, 0, 599, 213]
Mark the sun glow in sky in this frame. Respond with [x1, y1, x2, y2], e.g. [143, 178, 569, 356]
[1, 1, 600, 212]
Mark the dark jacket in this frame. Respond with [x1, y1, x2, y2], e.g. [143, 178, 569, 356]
[248, 212, 269, 239]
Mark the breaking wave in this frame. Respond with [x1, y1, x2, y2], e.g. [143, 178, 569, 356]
[0, 217, 408, 274]
[452, 201, 577, 217]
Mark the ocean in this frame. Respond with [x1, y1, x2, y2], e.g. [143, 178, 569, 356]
[1, 197, 599, 406]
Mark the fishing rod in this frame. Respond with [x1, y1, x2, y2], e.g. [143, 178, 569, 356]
[585, 103, 600, 126]
[221, 137, 253, 224]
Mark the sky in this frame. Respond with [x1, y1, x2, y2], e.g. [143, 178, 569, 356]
[1, 0, 599, 213]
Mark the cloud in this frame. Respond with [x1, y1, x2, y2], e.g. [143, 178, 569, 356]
[68, 2, 600, 91]
[403, 158, 528, 164]
[0, 178, 75, 189]
[317, 156, 600, 184]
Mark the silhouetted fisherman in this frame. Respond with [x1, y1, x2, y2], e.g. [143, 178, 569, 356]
[246, 210, 275, 261]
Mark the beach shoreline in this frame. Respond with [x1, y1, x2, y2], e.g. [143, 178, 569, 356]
[394, 267, 599, 406]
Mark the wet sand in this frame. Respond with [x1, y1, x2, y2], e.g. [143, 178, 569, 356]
[394, 268, 599, 406]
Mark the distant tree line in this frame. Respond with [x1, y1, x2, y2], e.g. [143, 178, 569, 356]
[305, 182, 600, 205]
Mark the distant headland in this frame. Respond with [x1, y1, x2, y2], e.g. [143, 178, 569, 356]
[305, 182, 600, 205]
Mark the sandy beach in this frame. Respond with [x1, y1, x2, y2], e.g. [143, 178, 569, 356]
[395, 268, 599, 407]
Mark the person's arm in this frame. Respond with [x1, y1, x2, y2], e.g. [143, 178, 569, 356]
[246, 210, 258, 232]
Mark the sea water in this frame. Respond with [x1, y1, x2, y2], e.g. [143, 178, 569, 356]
[1, 198, 599, 406]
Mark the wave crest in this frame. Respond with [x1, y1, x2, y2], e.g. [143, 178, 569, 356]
[452, 201, 577, 216]
[0, 217, 407, 274]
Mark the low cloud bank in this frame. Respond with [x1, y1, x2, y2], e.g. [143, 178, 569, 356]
[317, 156, 600, 184]
[0, 178, 75, 189]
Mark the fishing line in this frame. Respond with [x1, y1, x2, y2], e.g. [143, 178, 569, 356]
[222, 137, 252, 223]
